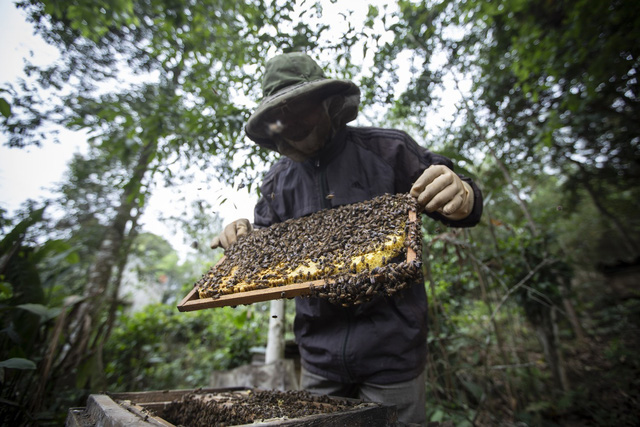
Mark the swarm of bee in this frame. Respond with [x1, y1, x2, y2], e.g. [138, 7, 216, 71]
[196, 193, 423, 306]
[161, 389, 365, 425]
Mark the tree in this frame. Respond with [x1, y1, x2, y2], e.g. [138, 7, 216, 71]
[364, 0, 639, 422]
[468, 0, 640, 257]
[370, 0, 639, 252]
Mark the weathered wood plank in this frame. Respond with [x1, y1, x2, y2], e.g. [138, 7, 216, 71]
[178, 279, 326, 311]
[118, 401, 175, 426]
[108, 387, 245, 404]
[86, 394, 156, 426]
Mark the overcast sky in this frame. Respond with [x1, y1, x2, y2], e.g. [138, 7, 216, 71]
[0, 1, 84, 214]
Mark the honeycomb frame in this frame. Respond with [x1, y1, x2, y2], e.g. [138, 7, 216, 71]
[178, 193, 423, 311]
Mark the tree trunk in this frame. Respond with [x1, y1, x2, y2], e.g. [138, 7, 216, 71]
[534, 307, 569, 393]
[57, 140, 157, 378]
[551, 306, 570, 391]
[559, 280, 587, 342]
[91, 212, 142, 392]
[581, 174, 638, 255]
[265, 299, 285, 364]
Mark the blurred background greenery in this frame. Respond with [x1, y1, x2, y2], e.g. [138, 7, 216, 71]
[1, 0, 638, 425]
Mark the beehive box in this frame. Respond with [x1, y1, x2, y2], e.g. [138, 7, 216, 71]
[178, 194, 423, 311]
[66, 388, 398, 426]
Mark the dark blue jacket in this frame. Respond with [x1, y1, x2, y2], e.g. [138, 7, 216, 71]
[254, 126, 482, 384]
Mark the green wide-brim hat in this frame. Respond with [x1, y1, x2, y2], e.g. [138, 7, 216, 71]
[245, 52, 360, 150]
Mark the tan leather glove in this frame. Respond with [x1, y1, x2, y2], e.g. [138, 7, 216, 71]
[210, 218, 253, 250]
[410, 165, 474, 221]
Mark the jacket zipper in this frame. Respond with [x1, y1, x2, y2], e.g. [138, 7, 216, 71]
[316, 158, 353, 378]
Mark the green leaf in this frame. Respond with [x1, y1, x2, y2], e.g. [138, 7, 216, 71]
[525, 400, 552, 412]
[0, 281, 13, 300]
[33, 240, 78, 264]
[231, 309, 247, 328]
[431, 408, 445, 422]
[460, 378, 484, 401]
[0, 97, 11, 118]
[0, 206, 46, 255]
[0, 358, 37, 370]
[17, 303, 61, 322]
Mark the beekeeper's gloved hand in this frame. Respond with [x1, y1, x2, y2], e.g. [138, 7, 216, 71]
[210, 219, 253, 250]
[410, 165, 475, 220]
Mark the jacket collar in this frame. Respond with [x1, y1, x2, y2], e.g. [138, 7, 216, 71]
[306, 126, 349, 168]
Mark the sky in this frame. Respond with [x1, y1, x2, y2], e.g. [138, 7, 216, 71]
[0, 1, 85, 213]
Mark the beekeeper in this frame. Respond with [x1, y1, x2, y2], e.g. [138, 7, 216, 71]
[211, 52, 483, 426]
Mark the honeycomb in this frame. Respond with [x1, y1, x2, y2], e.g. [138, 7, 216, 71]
[195, 193, 423, 305]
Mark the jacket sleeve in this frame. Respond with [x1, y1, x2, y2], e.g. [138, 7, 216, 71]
[386, 130, 483, 228]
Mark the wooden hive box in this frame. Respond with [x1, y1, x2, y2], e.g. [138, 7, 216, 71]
[66, 388, 398, 426]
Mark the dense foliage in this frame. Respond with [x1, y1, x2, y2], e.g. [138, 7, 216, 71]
[1, 0, 638, 425]
[103, 302, 268, 391]
[373, 0, 640, 424]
